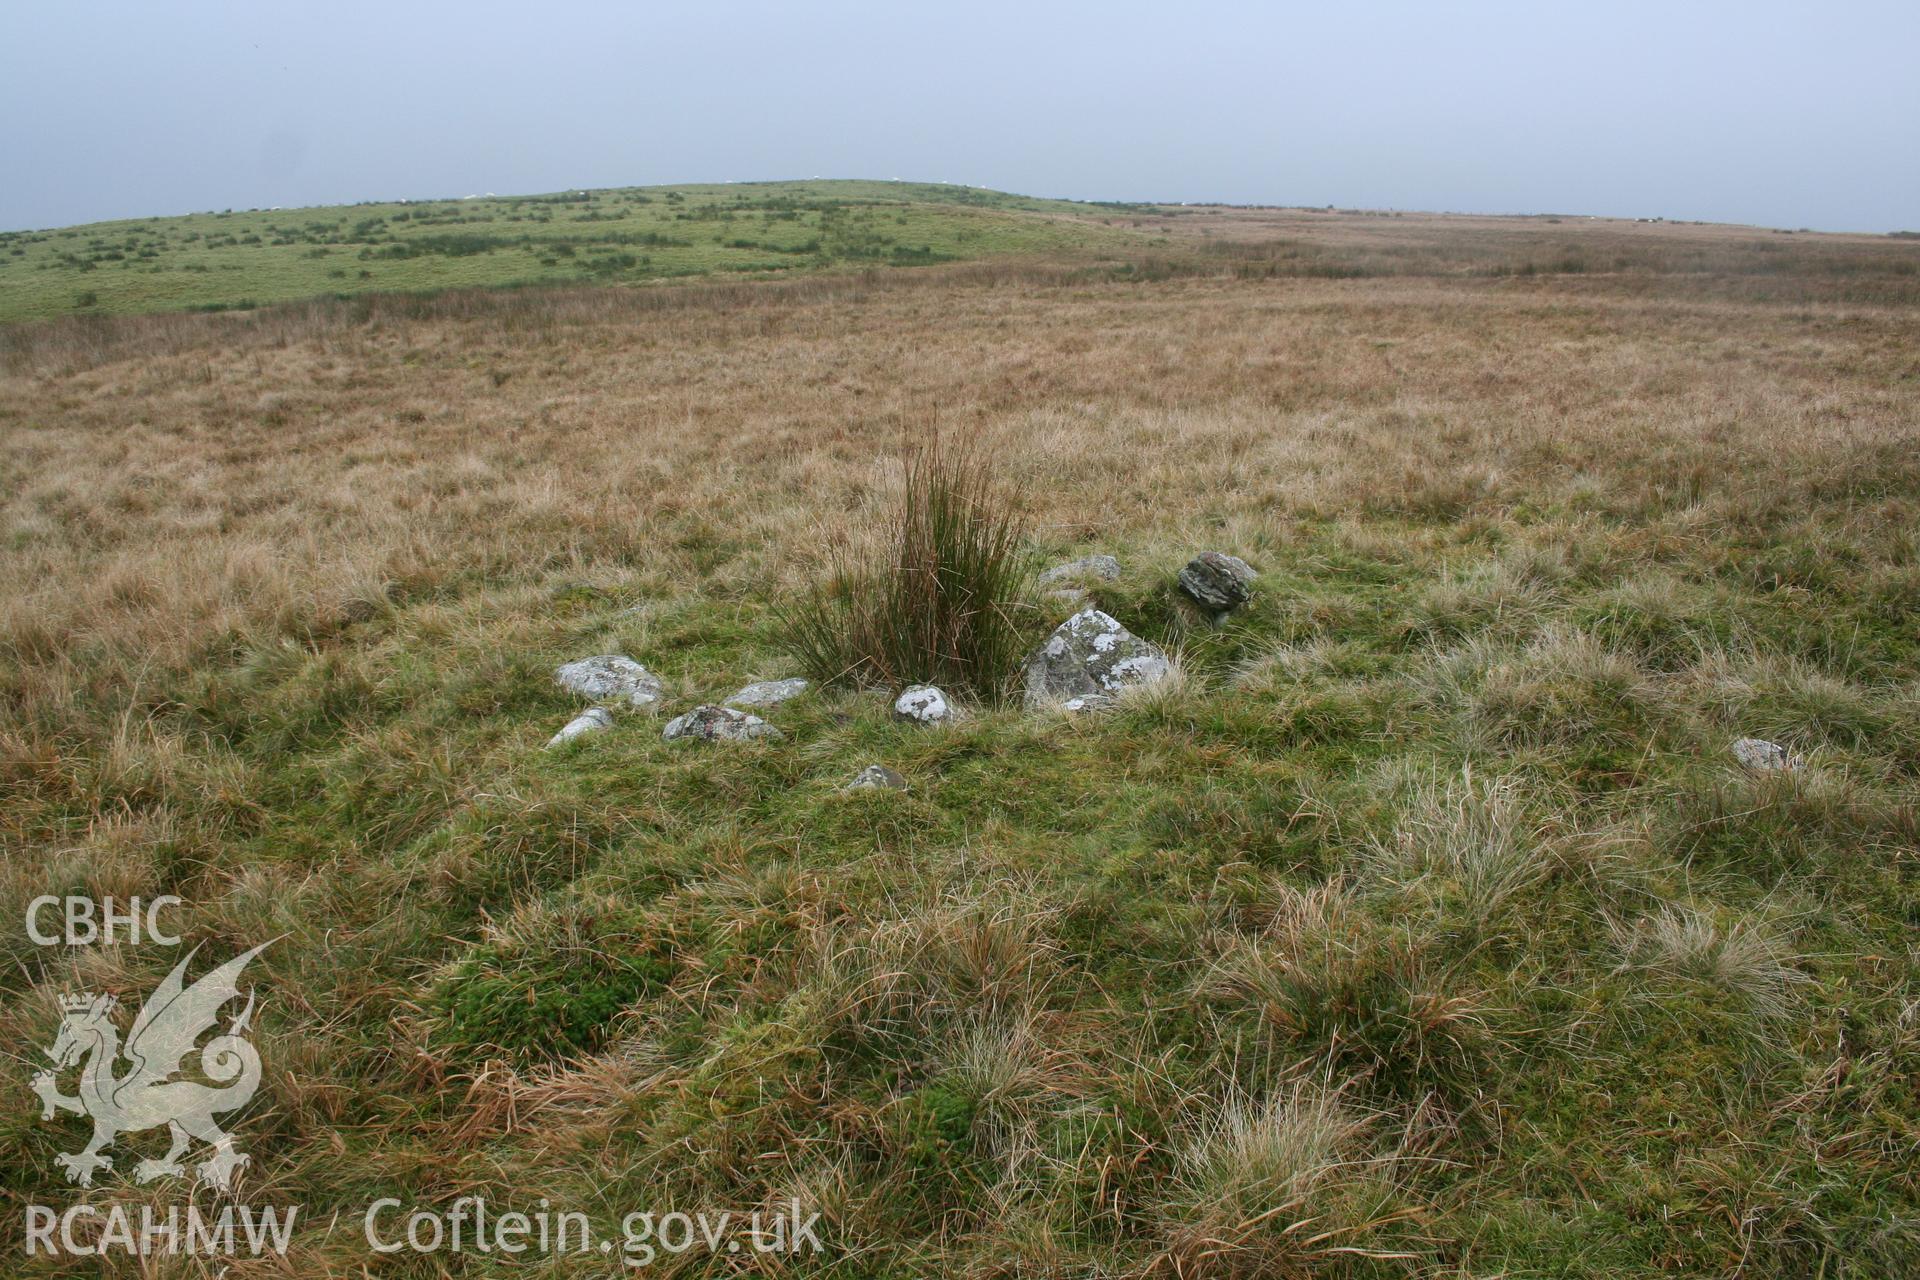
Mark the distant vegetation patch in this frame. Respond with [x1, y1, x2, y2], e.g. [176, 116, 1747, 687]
[0, 180, 1144, 322]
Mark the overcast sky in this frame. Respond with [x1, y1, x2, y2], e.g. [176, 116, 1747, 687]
[3, 1, 1915, 233]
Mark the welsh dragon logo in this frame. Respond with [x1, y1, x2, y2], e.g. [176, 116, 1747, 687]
[31, 942, 269, 1191]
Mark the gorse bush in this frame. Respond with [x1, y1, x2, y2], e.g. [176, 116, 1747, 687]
[777, 442, 1034, 698]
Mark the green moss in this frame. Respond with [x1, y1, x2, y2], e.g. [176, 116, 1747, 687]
[898, 1083, 978, 1174]
[430, 899, 672, 1062]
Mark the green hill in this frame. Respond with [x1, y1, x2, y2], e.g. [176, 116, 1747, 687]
[0, 180, 1157, 323]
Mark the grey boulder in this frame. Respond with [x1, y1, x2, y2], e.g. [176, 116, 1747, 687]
[726, 678, 810, 709]
[1023, 608, 1171, 709]
[1177, 552, 1257, 611]
[894, 685, 962, 725]
[545, 707, 613, 749]
[1732, 737, 1801, 772]
[555, 654, 665, 710]
[662, 704, 783, 743]
[843, 764, 909, 792]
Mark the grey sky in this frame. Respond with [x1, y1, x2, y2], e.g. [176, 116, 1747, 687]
[4, 0, 1915, 233]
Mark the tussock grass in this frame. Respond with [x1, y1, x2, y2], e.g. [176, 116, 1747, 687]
[1233, 637, 1372, 693]
[1203, 884, 1501, 1103]
[1360, 768, 1556, 925]
[777, 442, 1035, 698]
[1407, 556, 1561, 642]
[1613, 903, 1813, 1029]
[1156, 1083, 1418, 1277]
[1413, 626, 1656, 758]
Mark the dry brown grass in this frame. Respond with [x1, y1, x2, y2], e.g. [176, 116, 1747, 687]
[4, 216, 1915, 728]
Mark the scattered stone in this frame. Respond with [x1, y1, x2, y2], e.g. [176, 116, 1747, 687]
[1177, 552, 1257, 611]
[545, 707, 613, 749]
[843, 764, 909, 792]
[725, 678, 810, 709]
[555, 654, 665, 710]
[662, 704, 783, 743]
[1023, 608, 1171, 709]
[1058, 695, 1113, 713]
[1732, 737, 1801, 772]
[894, 685, 962, 725]
[1039, 554, 1121, 587]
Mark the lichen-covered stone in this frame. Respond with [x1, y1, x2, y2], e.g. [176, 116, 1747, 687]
[545, 707, 613, 749]
[1022, 608, 1170, 709]
[555, 654, 665, 710]
[1039, 554, 1121, 587]
[1058, 695, 1113, 713]
[725, 678, 810, 709]
[662, 704, 782, 743]
[843, 764, 908, 792]
[1177, 552, 1256, 610]
[1732, 737, 1800, 771]
[893, 685, 961, 725]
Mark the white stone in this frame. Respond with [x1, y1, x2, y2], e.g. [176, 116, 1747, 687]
[843, 764, 909, 792]
[1732, 737, 1801, 772]
[555, 654, 665, 710]
[725, 678, 810, 709]
[545, 707, 613, 749]
[894, 685, 960, 725]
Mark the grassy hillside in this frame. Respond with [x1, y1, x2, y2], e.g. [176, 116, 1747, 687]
[3, 220, 1920, 1275]
[0, 179, 1154, 322]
